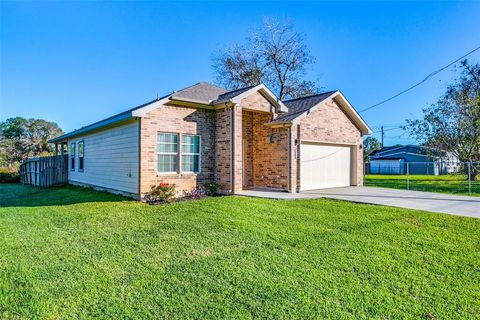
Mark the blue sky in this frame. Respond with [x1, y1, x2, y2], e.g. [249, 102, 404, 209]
[1, 1, 479, 146]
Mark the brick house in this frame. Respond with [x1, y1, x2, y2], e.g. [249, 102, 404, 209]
[49, 82, 371, 198]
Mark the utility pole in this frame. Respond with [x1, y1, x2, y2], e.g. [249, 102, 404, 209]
[381, 125, 384, 148]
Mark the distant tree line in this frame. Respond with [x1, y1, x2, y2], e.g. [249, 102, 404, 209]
[0, 117, 63, 171]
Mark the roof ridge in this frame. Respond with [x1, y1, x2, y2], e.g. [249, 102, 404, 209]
[173, 82, 226, 94]
[222, 84, 256, 95]
[283, 90, 337, 103]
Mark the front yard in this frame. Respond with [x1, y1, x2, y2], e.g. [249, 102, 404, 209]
[1, 184, 479, 319]
[365, 174, 480, 196]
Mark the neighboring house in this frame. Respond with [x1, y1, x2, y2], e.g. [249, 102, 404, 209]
[368, 145, 459, 175]
[49, 82, 371, 199]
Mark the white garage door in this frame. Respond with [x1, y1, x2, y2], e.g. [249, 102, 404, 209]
[300, 143, 351, 190]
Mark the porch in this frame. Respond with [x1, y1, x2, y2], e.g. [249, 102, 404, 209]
[237, 109, 293, 193]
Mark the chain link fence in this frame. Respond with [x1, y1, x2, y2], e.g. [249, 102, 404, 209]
[364, 161, 480, 196]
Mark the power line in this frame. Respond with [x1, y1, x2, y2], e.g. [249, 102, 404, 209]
[359, 45, 480, 113]
[371, 126, 403, 134]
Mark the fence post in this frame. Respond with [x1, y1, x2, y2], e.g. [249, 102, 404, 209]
[406, 162, 410, 191]
[467, 162, 471, 195]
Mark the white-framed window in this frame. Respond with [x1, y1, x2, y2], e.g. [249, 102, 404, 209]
[78, 141, 84, 171]
[70, 143, 76, 171]
[157, 133, 179, 173]
[182, 134, 200, 173]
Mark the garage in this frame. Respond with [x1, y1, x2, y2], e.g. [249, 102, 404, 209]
[300, 143, 352, 190]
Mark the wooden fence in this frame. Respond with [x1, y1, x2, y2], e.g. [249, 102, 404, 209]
[20, 155, 68, 187]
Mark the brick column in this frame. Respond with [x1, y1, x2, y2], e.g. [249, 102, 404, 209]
[232, 105, 243, 192]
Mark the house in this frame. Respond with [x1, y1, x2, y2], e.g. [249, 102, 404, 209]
[368, 145, 458, 175]
[49, 82, 371, 199]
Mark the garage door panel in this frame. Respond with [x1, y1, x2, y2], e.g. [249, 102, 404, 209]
[300, 143, 351, 190]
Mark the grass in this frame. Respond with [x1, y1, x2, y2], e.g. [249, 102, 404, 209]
[1, 184, 479, 319]
[365, 174, 480, 196]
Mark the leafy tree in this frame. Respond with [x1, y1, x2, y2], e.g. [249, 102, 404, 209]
[213, 18, 321, 100]
[0, 117, 63, 170]
[363, 136, 381, 161]
[405, 60, 480, 179]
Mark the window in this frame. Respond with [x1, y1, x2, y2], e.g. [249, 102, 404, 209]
[78, 141, 84, 171]
[70, 143, 75, 170]
[157, 133, 178, 173]
[182, 135, 200, 173]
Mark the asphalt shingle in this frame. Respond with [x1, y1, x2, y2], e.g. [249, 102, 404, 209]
[171, 82, 227, 103]
[270, 91, 336, 123]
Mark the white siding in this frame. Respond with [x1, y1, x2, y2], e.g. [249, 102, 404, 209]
[68, 121, 139, 194]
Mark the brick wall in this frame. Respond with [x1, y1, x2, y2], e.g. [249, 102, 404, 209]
[214, 107, 232, 192]
[240, 91, 273, 113]
[138, 91, 365, 197]
[140, 104, 216, 195]
[242, 111, 254, 188]
[254, 114, 289, 189]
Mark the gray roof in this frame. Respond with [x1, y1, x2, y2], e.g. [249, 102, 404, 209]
[215, 85, 256, 103]
[171, 82, 227, 103]
[49, 82, 257, 143]
[49, 98, 162, 143]
[270, 91, 336, 123]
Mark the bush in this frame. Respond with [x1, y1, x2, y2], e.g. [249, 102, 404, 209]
[0, 167, 20, 183]
[204, 182, 220, 196]
[144, 183, 176, 204]
[185, 186, 207, 200]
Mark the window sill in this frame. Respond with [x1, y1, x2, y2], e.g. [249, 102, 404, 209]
[156, 172, 200, 177]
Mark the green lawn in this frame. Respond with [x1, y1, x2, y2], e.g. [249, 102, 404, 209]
[1, 184, 479, 319]
[365, 174, 480, 196]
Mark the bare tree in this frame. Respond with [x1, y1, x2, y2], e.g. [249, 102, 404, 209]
[405, 60, 480, 179]
[213, 18, 320, 100]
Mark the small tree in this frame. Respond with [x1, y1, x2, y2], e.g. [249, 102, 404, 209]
[363, 136, 381, 161]
[405, 60, 480, 180]
[213, 18, 321, 100]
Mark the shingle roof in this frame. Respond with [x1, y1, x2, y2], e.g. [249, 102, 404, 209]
[171, 82, 227, 103]
[215, 85, 256, 103]
[49, 98, 162, 143]
[270, 91, 336, 124]
[48, 83, 257, 143]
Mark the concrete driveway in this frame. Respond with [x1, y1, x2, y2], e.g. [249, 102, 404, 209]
[304, 186, 480, 218]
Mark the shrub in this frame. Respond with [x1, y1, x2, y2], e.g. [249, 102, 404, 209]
[144, 183, 176, 204]
[204, 182, 220, 196]
[185, 186, 207, 200]
[0, 167, 20, 183]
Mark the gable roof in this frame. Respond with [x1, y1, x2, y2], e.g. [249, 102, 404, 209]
[269, 90, 372, 135]
[369, 145, 444, 159]
[215, 85, 256, 103]
[271, 91, 336, 123]
[49, 82, 286, 143]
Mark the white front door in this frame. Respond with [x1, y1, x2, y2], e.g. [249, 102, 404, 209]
[300, 143, 351, 190]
